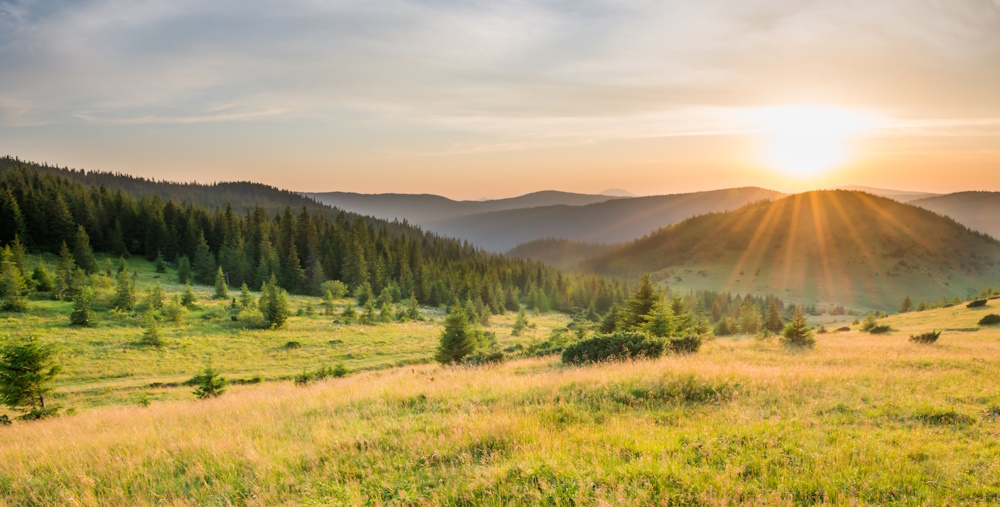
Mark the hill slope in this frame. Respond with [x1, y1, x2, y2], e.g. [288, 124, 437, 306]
[911, 191, 1000, 240]
[306, 190, 619, 224]
[587, 190, 1000, 310]
[433, 187, 784, 252]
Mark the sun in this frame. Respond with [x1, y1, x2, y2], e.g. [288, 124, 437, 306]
[753, 106, 875, 178]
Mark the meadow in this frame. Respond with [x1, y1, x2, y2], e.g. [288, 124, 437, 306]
[1, 294, 998, 505]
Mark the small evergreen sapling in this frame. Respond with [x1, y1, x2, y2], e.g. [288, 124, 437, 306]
[192, 362, 226, 399]
[781, 306, 815, 349]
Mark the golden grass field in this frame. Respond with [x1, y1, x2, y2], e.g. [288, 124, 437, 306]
[1, 298, 998, 506]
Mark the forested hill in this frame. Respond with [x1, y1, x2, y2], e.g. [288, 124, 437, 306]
[0, 157, 625, 313]
[0, 156, 342, 219]
[585, 190, 1000, 310]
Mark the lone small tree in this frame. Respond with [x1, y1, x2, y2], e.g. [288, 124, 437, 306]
[512, 308, 530, 336]
[213, 267, 228, 300]
[436, 304, 474, 364]
[781, 306, 815, 349]
[239, 283, 255, 310]
[900, 295, 913, 313]
[112, 267, 136, 311]
[148, 280, 165, 310]
[259, 276, 290, 328]
[0, 252, 29, 312]
[0, 336, 61, 419]
[180, 282, 197, 308]
[70, 288, 94, 327]
[141, 312, 163, 347]
[192, 361, 225, 399]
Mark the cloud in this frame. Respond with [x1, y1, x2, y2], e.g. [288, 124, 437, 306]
[1, 0, 999, 142]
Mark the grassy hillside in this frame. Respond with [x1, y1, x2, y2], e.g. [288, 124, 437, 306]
[912, 191, 1000, 240]
[586, 190, 1000, 311]
[0, 255, 570, 412]
[431, 187, 784, 252]
[2, 301, 999, 505]
[306, 190, 619, 224]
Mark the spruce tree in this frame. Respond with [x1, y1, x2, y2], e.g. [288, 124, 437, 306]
[900, 295, 913, 313]
[113, 267, 136, 311]
[511, 308, 530, 336]
[192, 235, 217, 285]
[781, 306, 815, 349]
[55, 241, 75, 300]
[192, 362, 226, 399]
[436, 304, 474, 365]
[259, 276, 290, 328]
[764, 300, 784, 334]
[621, 274, 660, 330]
[213, 267, 228, 299]
[181, 282, 197, 308]
[154, 251, 167, 273]
[176, 255, 192, 284]
[406, 294, 421, 320]
[148, 281, 165, 310]
[141, 312, 163, 347]
[0, 336, 61, 417]
[70, 289, 94, 326]
[0, 251, 29, 312]
[239, 283, 255, 310]
[341, 302, 356, 324]
[32, 264, 55, 293]
[73, 226, 98, 274]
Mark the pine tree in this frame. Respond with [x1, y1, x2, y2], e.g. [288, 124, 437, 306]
[738, 299, 762, 335]
[73, 226, 98, 274]
[781, 306, 815, 349]
[213, 267, 228, 299]
[112, 268, 136, 311]
[436, 304, 474, 365]
[70, 288, 94, 326]
[600, 304, 620, 334]
[32, 264, 55, 293]
[239, 283, 255, 310]
[764, 300, 784, 334]
[620, 274, 660, 330]
[192, 362, 226, 399]
[0, 251, 29, 312]
[322, 290, 336, 316]
[192, 235, 217, 285]
[148, 281, 165, 310]
[154, 251, 167, 273]
[341, 302, 356, 324]
[0, 336, 61, 417]
[644, 301, 675, 338]
[181, 282, 197, 308]
[900, 295, 913, 313]
[140, 312, 163, 347]
[55, 241, 75, 300]
[511, 308, 530, 336]
[10, 236, 28, 279]
[259, 276, 290, 328]
[176, 255, 192, 284]
[406, 293, 421, 320]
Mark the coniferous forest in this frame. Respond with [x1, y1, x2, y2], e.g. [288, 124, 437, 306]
[0, 156, 625, 313]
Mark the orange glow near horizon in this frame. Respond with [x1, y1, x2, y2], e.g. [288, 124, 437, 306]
[753, 106, 881, 180]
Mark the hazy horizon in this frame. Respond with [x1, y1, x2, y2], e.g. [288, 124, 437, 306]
[3, 1, 1000, 199]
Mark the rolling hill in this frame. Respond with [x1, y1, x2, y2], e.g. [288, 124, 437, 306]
[306, 190, 620, 224]
[911, 191, 1000, 240]
[433, 187, 784, 252]
[580, 190, 1000, 310]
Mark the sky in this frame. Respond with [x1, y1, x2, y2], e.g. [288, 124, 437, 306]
[1, 0, 999, 199]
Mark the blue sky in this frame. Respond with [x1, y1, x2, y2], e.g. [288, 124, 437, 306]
[2, 0, 999, 197]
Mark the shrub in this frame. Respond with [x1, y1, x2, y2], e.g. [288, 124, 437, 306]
[561, 332, 664, 365]
[781, 306, 815, 349]
[835, 326, 851, 332]
[978, 314, 1000, 326]
[191, 363, 226, 399]
[967, 299, 988, 308]
[668, 336, 702, 354]
[868, 325, 892, 335]
[463, 350, 506, 366]
[282, 341, 301, 350]
[910, 330, 941, 344]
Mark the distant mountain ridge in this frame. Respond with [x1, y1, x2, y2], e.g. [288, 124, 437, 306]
[911, 191, 1000, 240]
[307, 190, 620, 224]
[836, 185, 940, 202]
[578, 190, 1000, 310]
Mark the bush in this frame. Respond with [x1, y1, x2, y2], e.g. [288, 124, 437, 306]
[561, 332, 664, 365]
[868, 325, 892, 335]
[835, 326, 851, 332]
[463, 350, 506, 366]
[910, 330, 941, 344]
[978, 314, 1000, 326]
[668, 336, 702, 354]
[967, 299, 988, 308]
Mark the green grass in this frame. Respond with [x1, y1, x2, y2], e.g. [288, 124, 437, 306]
[2, 258, 1000, 505]
[1, 255, 569, 411]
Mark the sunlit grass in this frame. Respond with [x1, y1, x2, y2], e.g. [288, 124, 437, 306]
[1, 300, 999, 505]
